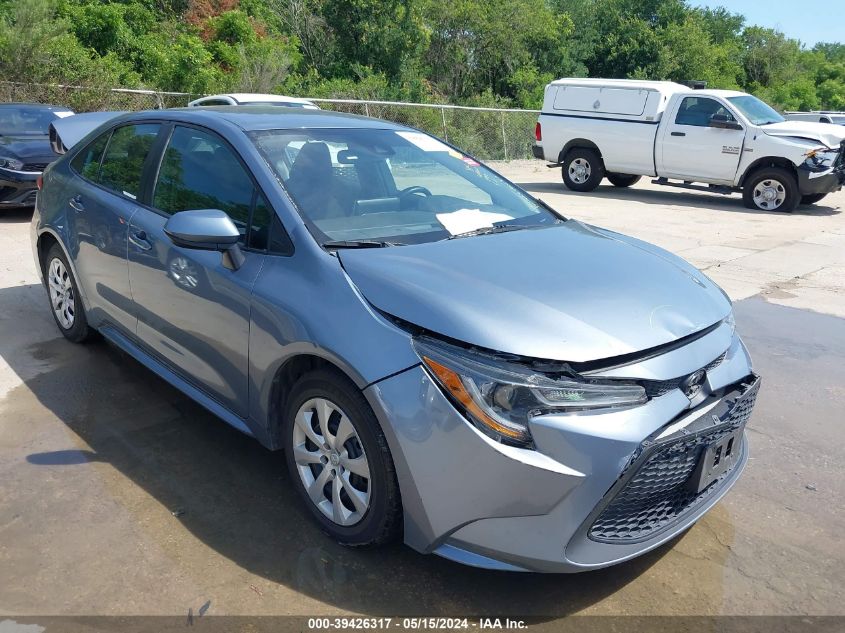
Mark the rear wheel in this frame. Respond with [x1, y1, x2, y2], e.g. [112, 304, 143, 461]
[800, 193, 827, 205]
[43, 244, 95, 343]
[606, 173, 642, 188]
[742, 167, 799, 212]
[561, 148, 604, 192]
[283, 369, 401, 546]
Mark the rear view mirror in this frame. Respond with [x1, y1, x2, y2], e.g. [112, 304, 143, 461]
[709, 113, 742, 131]
[164, 209, 244, 270]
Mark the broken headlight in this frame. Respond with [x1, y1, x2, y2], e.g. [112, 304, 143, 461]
[414, 337, 647, 447]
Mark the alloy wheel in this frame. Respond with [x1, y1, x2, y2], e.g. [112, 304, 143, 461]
[292, 397, 371, 527]
[47, 258, 75, 330]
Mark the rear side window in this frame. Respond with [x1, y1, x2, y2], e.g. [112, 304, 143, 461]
[99, 124, 161, 200]
[70, 132, 110, 181]
[675, 97, 734, 127]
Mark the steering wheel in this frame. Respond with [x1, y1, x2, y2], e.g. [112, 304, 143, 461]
[399, 185, 433, 198]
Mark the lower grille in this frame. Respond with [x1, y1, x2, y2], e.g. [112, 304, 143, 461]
[589, 376, 759, 543]
[22, 162, 48, 172]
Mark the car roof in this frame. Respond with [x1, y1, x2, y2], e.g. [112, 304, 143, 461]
[191, 93, 315, 104]
[227, 93, 314, 104]
[694, 89, 748, 98]
[123, 106, 408, 132]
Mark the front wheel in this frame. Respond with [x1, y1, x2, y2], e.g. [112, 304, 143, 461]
[742, 167, 799, 212]
[606, 173, 642, 188]
[561, 148, 604, 192]
[283, 369, 402, 546]
[800, 193, 827, 205]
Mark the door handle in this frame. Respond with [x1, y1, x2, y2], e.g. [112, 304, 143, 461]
[68, 195, 84, 212]
[671, 132, 686, 137]
[129, 229, 152, 251]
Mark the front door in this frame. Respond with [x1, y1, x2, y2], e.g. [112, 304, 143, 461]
[127, 125, 269, 418]
[658, 96, 745, 183]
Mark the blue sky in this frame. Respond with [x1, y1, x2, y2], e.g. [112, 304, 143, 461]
[693, 1, 842, 46]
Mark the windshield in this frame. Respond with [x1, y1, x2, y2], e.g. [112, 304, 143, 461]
[726, 95, 784, 126]
[251, 128, 562, 246]
[0, 106, 72, 136]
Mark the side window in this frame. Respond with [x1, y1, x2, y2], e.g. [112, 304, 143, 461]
[153, 126, 254, 243]
[675, 97, 733, 127]
[99, 124, 161, 200]
[249, 194, 272, 251]
[70, 131, 110, 182]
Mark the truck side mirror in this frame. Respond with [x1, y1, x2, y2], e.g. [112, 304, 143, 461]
[709, 113, 742, 131]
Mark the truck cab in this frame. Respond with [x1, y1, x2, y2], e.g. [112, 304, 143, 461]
[534, 79, 845, 212]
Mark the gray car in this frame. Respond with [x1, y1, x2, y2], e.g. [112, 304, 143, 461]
[32, 107, 759, 572]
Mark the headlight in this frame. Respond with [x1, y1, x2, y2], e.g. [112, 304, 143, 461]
[803, 147, 839, 171]
[0, 156, 24, 171]
[414, 338, 647, 448]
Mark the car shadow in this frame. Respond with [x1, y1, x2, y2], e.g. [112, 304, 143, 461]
[516, 181, 841, 217]
[0, 282, 677, 618]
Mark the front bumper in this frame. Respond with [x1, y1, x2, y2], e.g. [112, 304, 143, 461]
[797, 145, 845, 195]
[364, 322, 757, 572]
[0, 167, 40, 208]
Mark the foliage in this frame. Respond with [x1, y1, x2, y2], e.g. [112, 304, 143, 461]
[0, 0, 843, 112]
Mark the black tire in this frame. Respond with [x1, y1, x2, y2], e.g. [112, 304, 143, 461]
[43, 243, 96, 343]
[742, 167, 799, 212]
[283, 368, 401, 547]
[800, 193, 827, 205]
[561, 148, 604, 192]
[606, 173, 642, 188]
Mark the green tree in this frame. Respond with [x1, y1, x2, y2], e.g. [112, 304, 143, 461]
[322, 0, 427, 81]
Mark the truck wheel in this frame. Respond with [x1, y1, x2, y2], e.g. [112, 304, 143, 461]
[606, 173, 642, 188]
[742, 168, 799, 212]
[800, 193, 827, 205]
[562, 148, 604, 192]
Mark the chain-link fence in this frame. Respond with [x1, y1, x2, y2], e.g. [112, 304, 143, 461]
[1, 83, 540, 161]
[1, 81, 200, 112]
[309, 99, 539, 161]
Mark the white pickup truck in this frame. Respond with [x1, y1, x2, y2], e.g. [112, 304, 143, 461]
[532, 78, 845, 212]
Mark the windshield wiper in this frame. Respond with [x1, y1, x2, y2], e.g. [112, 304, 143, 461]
[446, 224, 526, 240]
[322, 239, 400, 249]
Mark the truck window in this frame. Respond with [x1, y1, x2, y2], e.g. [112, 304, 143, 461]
[675, 97, 733, 127]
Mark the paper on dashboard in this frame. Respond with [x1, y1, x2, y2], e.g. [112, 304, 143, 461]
[436, 208, 513, 236]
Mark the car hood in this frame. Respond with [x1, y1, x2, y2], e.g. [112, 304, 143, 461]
[0, 135, 54, 162]
[761, 121, 845, 148]
[339, 222, 731, 363]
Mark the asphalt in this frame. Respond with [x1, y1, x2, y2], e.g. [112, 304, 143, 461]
[0, 171, 843, 619]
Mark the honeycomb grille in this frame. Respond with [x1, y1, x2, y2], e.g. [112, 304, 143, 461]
[643, 352, 727, 398]
[589, 380, 758, 543]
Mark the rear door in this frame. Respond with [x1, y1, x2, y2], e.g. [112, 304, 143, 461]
[658, 96, 745, 183]
[65, 123, 162, 333]
[126, 124, 269, 417]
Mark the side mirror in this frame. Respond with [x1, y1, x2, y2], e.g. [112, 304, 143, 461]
[164, 209, 245, 270]
[709, 113, 742, 131]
